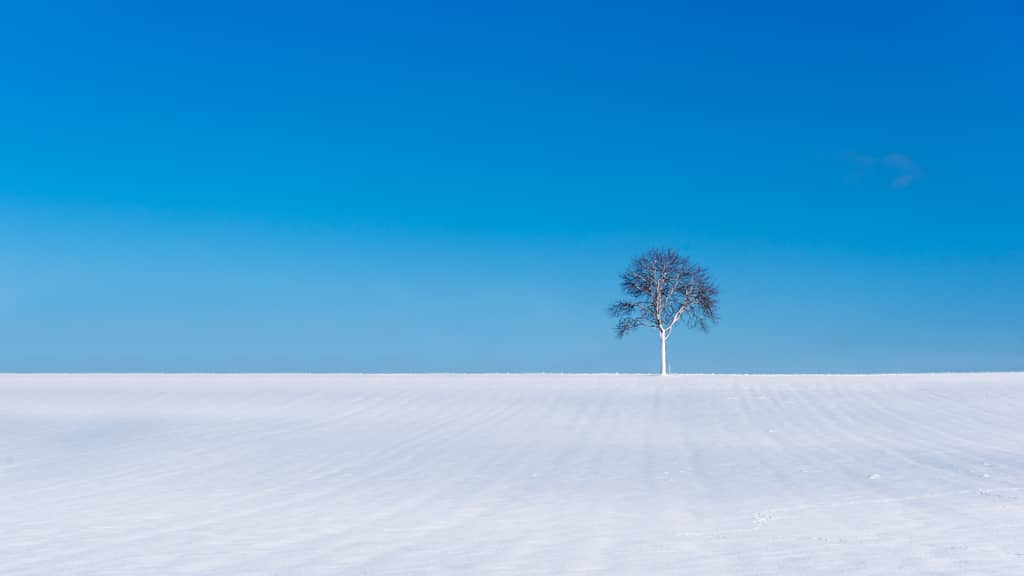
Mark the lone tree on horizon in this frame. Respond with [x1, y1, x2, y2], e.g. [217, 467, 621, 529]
[610, 248, 719, 375]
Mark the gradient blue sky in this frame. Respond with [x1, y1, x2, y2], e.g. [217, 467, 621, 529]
[1, 1, 1021, 372]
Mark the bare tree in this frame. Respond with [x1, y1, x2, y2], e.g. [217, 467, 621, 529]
[609, 248, 719, 375]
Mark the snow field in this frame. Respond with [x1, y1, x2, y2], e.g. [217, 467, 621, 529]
[1, 373, 1022, 574]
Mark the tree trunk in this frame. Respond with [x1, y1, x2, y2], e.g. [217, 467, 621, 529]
[660, 332, 668, 375]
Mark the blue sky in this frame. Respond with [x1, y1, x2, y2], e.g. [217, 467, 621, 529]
[1, 1, 1021, 372]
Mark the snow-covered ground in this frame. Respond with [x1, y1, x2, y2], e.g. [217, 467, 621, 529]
[1, 373, 1023, 574]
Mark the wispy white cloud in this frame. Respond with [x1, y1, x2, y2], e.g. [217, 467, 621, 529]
[881, 153, 922, 189]
[845, 151, 922, 189]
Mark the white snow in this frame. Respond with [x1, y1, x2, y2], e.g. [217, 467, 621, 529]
[2, 373, 1023, 574]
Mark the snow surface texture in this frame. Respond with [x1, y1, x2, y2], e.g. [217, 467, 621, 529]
[2, 373, 1023, 574]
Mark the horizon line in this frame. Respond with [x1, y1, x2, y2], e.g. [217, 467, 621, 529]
[0, 371, 1021, 377]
